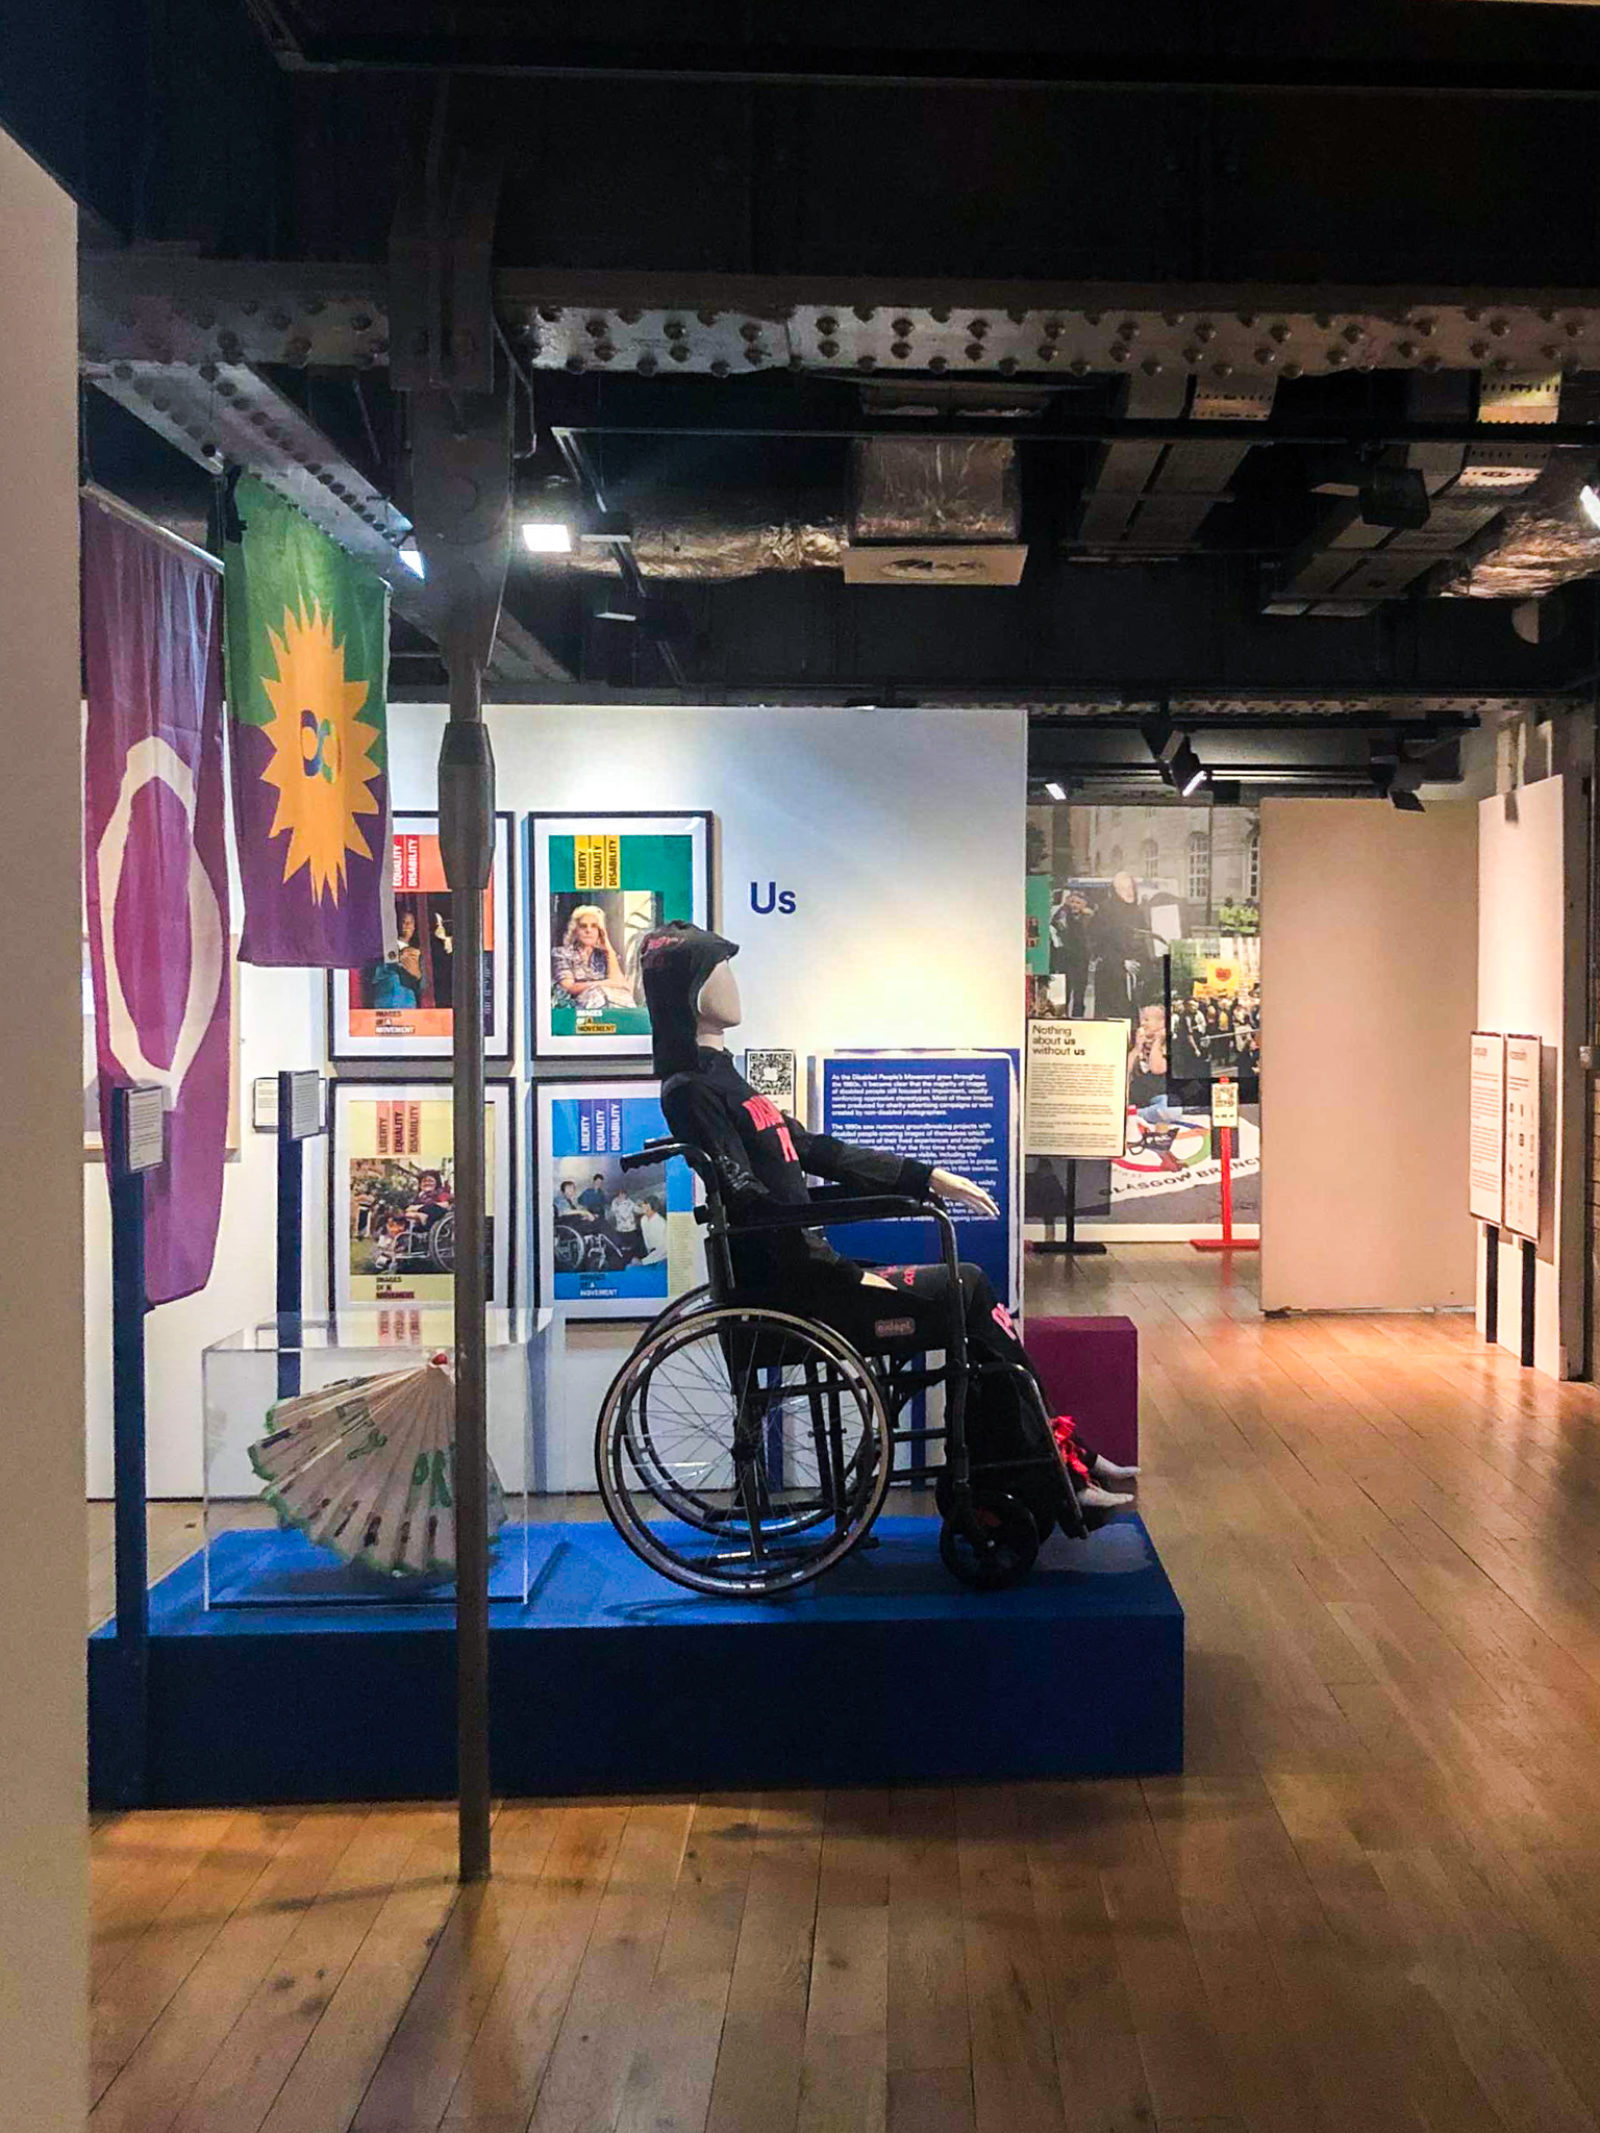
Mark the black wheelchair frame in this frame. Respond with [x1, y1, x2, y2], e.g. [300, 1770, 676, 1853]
[599, 1135, 1083, 1593]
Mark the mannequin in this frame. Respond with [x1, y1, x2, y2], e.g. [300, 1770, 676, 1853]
[641, 922, 1136, 1524]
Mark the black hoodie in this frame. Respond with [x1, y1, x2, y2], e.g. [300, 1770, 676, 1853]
[640, 922, 935, 1288]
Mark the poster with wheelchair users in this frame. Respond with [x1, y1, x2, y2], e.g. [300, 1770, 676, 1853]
[329, 1080, 516, 1310]
[534, 1080, 704, 1318]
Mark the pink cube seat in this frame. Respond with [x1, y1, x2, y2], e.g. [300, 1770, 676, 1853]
[1024, 1314, 1139, 1470]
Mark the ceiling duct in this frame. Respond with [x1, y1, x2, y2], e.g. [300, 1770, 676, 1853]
[1268, 370, 1557, 616]
[1435, 455, 1600, 600]
[566, 493, 846, 579]
[845, 437, 1026, 585]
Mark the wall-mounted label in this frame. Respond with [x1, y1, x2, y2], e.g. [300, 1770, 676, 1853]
[120, 1083, 166, 1175]
[1210, 1079, 1240, 1130]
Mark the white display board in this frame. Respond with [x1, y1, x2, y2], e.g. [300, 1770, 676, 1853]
[1024, 1018, 1130, 1158]
[1503, 1034, 1541, 1242]
[1468, 1031, 1506, 1225]
[1210, 1078, 1240, 1130]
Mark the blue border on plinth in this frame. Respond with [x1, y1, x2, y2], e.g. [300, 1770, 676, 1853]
[89, 1515, 1183, 1804]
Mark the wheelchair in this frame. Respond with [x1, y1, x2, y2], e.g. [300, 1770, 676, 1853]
[594, 1138, 1086, 1599]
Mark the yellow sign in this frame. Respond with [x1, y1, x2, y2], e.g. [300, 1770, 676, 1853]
[574, 833, 621, 891]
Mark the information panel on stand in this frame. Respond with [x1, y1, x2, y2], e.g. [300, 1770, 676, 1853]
[1503, 1034, 1542, 1243]
[814, 1050, 1019, 1309]
[1468, 1031, 1506, 1226]
[1023, 1018, 1130, 1159]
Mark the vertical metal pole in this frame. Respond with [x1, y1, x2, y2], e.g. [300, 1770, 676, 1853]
[276, 1070, 304, 1402]
[108, 1087, 150, 1809]
[1218, 1123, 1235, 1245]
[1484, 1221, 1500, 1347]
[439, 657, 495, 1884]
[1521, 1238, 1538, 1369]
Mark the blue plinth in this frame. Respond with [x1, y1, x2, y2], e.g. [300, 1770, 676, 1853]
[89, 1515, 1183, 1805]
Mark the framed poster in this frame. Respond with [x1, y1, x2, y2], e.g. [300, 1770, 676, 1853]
[328, 811, 513, 1061]
[1503, 1034, 1541, 1243]
[528, 812, 711, 1059]
[1024, 1018, 1130, 1159]
[533, 1079, 703, 1319]
[1468, 1031, 1506, 1226]
[329, 1079, 515, 1310]
[813, 1050, 1021, 1311]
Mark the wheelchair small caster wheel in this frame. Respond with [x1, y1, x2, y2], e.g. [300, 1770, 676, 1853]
[939, 1492, 1039, 1591]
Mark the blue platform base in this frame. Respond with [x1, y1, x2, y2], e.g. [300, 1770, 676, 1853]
[89, 1515, 1183, 1806]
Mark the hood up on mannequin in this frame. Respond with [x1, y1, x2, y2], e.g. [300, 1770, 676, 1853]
[641, 921, 741, 1078]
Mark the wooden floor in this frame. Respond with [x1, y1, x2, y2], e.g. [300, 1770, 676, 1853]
[89, 1245, 1600, 2133]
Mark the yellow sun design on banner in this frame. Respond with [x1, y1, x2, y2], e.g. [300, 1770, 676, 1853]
[259, 602, 382, 902]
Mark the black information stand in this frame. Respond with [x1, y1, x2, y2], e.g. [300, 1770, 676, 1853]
[104, 1083, 166, 1811]
[274, 1069, 326, 1400]
[1032, 1159, 1107, 1257]
[1482, 1221, 1499, 1347]
[1521, 1238, 1538, 1369]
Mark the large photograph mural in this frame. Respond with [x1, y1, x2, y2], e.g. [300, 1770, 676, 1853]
[1026, 801, 1261, 1234]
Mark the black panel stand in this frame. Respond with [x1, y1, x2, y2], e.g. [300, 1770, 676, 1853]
[1483, 1222, 1499, 1347]
[275, 1069, 305, 1402]
[1031, 1159, 1108, 1257]
[105, 1087, 151, 1810]
[1521, 1238, 1538, 1369]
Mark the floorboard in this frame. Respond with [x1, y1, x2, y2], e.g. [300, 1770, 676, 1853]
[90, 1249, 1600, 2132]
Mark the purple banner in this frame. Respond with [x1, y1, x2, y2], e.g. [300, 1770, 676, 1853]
[83, 502, 231, 1305]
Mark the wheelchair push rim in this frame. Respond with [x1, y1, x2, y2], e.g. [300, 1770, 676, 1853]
[596, 1304, 893, 1598]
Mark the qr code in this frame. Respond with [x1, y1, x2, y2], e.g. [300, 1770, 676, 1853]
[744, 1050, 796, 1107]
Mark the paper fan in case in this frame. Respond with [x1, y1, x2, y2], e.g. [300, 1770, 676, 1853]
[248, 1352, 507, 1580]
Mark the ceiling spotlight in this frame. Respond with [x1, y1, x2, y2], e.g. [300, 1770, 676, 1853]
[1358, 465, 1431, 532]
[521, 520, 574, 554]
[1390, 788, 1426, 813]
[1044, 780, 1066, 801]
[397, 541, 425, 578]
[1177, 751, 1209, 799]
[1141, 715, 1209, 797]
[1581, 484, 1600, 532]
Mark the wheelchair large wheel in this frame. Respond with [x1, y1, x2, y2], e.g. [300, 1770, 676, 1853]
[596, 1306, 892, 1597]
[429, 1214, 455, 1273]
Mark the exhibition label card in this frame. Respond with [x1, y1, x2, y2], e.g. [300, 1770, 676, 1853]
[1024, 1018, 1130, 1159]
[1503, 1034, 1541, 1243]
[1468, 1032, 1506, 1226]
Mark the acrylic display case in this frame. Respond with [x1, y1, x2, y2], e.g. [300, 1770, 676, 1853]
[201, 1308, 557, 1607]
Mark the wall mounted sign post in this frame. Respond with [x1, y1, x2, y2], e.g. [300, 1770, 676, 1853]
[1025, 1017, 1128, 1257]
[105, 1081, 165, 1809]
[1193, 1075, 1257, 1254]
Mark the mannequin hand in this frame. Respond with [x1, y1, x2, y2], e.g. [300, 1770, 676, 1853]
[930, 1169, 1001, 1221]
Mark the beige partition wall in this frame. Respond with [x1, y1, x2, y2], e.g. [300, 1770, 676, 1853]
[0, 129, 86, 2125]
[1476, 775, 1586, 1379]
[1260, 797, 1478, 1312]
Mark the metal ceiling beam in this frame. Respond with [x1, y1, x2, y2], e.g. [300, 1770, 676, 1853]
[242, 24, 1600, 102]
[81, 254, 1600, 387]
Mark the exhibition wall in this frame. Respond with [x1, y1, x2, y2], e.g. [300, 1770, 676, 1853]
[89, 704, 1024, 1497]
[387, 703, 1026, 1487]
[0, 125, 87, 2131]
[1476, 775, 1586, 1378]
[1260, 798, 1478, 1312]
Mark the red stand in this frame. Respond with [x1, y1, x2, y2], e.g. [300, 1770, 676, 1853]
[1191, 1114, 1259, 1253]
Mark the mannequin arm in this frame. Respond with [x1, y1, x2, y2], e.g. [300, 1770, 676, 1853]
[929, 1169, 1001, 1221]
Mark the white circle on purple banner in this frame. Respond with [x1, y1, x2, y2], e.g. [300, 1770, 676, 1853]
[95, 735, 225, 1103]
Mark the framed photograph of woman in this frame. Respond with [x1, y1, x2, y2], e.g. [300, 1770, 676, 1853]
[328, 811, 514, 1062]
[533, 1079, 704, 1319]
[528, 812, 712, 1059]
[329, 1079, 516, 1311]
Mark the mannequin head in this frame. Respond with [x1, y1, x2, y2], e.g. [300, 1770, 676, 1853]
[695, 957, 742, 1045]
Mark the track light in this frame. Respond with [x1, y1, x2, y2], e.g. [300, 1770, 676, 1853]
[397, 542, 425, 578]
[1178, 754, 1208, 798]
[1044, 780, 1066, 801]
[1581, 484, 1600, 533]
[1358, 466, 1430, 532]
[521, 519, 574, 554]
[1140, 716, 1209, 797]
[1390, 788, 1426, 813]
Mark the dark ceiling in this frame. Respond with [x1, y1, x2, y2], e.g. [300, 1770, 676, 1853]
[12, 0, 1600, 794]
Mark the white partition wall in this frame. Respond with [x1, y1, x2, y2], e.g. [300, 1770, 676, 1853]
[0, 126, 87, 2131]
[1476, 776, 1586, 1379]
[1260, 797, 1478, 1313]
